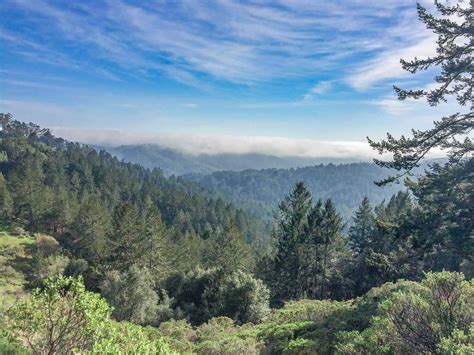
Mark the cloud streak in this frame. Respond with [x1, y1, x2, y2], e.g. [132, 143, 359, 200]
[3, 0, 430, 88]
[52, 126, 378, 159]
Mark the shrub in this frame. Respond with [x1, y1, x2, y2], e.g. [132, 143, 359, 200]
[165, 268, 270, 325]
[159, 319, 196, 353]
[195, 317, 263, 355]
[335, 271, 474, 354]
[6, 276, 111, 354]
[4, 275, 173, 354]
[100, 265, 159, 325]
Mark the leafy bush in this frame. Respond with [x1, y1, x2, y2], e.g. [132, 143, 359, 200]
[27, 235, 69, 287]
[6, 276, 111, 354]
[93, 321, 172, 353]
[4, 275, 173, 354]
[194, 317, 263, 355]
[165, 268, 270, 325]
[100, 265, 159, 325]
[335, 272, 474, 354]
[159, 319, 196, 353]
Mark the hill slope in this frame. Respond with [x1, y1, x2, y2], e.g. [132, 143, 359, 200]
[104, 144, 361, 176]
[185, 163, 406, 222]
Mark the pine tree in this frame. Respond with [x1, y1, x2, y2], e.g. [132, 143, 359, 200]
[203, 223, 253, 273]
[70, 195, 111, 265]
[0, 172, 12, 222]
[319, 199, 344, 299]
[368, 1, 473, 185]
[273, 182, 312, 302]
[109, 202, 143, 271]
[143, 206, 173, 284]
[348, 197, 376, 255]
[298, 199, 324, 298]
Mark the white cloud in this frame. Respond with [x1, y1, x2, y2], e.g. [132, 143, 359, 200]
[5, 0, 428, 86]
[303, 81, 332, 100]
[51, 126, 378, 159]
[346, 35, 437, 91]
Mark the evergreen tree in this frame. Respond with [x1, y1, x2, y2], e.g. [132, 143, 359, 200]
[108, 202, 143, 271]
[368, 1, 472, 185]
[143, 205, 173, 285]
[408, 159, 473, 273]
[203, 223, 253, 273]
[298, 199, 324, 298]
[100, 265, 159, 325]
[348, 196, 376, 255]
[10, 156, 54, 231]
[273, 182, 312, 302]
[319, 199, 344, 299]
[70, 195, 111, 265]
[0, 173, 12, 222]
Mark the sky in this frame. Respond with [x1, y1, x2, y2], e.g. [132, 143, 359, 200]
[0, 0, 457, 159]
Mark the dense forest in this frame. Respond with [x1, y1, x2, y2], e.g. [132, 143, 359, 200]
[103, 144, 357, 176]
[0, 1, 473, 354]
[185, 163, 408, 222]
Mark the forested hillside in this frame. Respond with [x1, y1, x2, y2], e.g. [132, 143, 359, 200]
[103, 143, 355, 176]
[0, 114, 268, 267]
[0, 1, 473, 353]
[185, 164, 405, 222]
[0, 115, 472, 354]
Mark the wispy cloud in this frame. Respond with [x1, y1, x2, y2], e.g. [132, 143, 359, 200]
[346, 35, 437, 91]
[3, 0, 426, 87]
[303, 81, 332, 100]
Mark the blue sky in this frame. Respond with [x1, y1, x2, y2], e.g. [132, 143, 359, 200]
[0, 0, 454, 158]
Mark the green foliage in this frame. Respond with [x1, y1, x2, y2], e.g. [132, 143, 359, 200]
[408, 159, 474, 273]
[215, 270, 270, 324]
[0, 116, 262, 289]
[92, 321, 173, 354]
[439, 324, 474, 354]
[0, 228, 34, 313]
[335, 272, 474, 354]
[282, 338, 315, 355]
[0, 173, 12, 222]
[5, 275, 112, 354]
[3, 275, 173, 354]
[348, 196, 376, 255]
[27, 235, 69, 287]
[159, 319, 196, 353]
[259, 299, 354, 354]
[194, 317, 263, 355]
[188, 163, 402, 223]
[368, 1, 473, 185]
[165, 267, 270, 325]
[100, 265, 159, 325]
[203, 223, 254, 272]
[272, 182, 347, 303]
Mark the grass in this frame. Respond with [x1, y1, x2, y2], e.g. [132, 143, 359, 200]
[0, 227, 34, 313]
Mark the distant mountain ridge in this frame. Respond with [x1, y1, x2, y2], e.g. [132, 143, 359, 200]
[99, 143, 442, 222]
[184, 163, 406, 222]
[101, 144, 367, 176]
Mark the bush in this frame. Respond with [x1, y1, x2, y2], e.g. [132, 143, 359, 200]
[215, 270, 270, 324]
[4, 275, 173, 354]
[195, 317, 263, 355]
[64, 258, 89, 277]
[5, 276, 111, 353]
[159, 319, 196, 353]
[93, 321, 172, 353]
[100, 265, 159, 325]
[27, 235, 68, 287]
[335, 272, 474, 354]
[165, 268, 270, 325]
